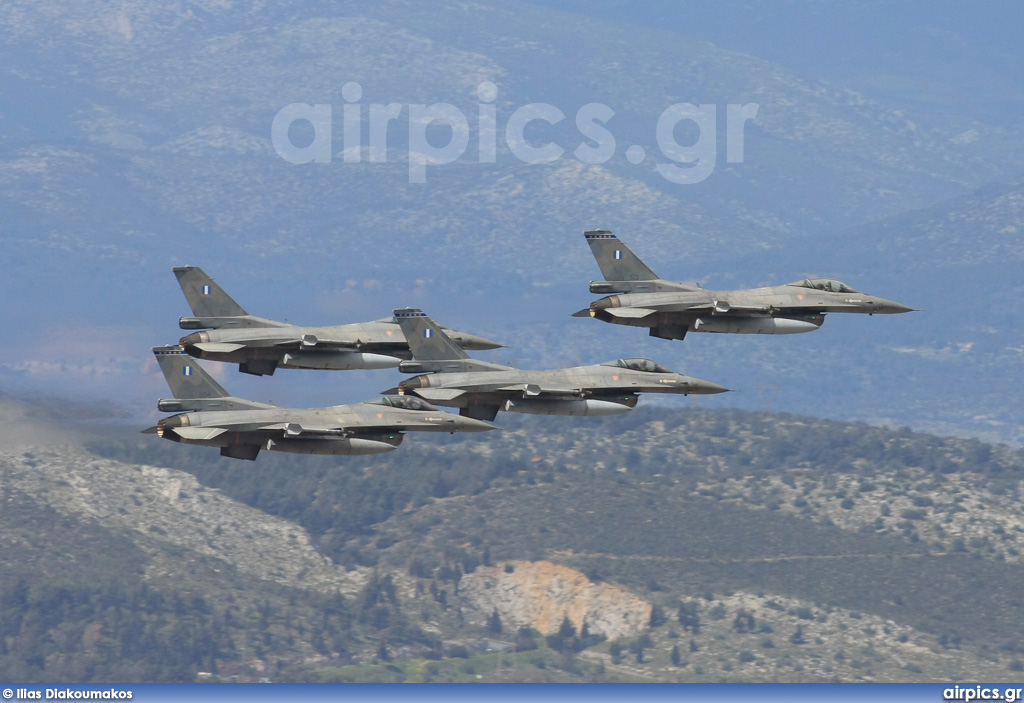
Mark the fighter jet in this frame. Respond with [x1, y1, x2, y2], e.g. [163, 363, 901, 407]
[384, 308, 729, 421]
[173, 266, 501, 375]
[143, 345, 495, 460]
[575, 231, 913, 340]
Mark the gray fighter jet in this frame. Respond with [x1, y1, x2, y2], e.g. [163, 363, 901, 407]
[174, 266, 501, 375]
[575, 231, 913, 340]
[143, 345, 495, 460]
[384, 309, 729, 421]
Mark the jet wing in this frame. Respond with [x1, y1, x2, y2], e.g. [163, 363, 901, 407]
[684, 302, 771, 315]
[218, 335, 361, 350]
[379, 387, 467, 402]
[274, 334, 360, 349]
[256, 422, 348, 436]
[603, 303, 771, 317]
[497, 383, 582, 398]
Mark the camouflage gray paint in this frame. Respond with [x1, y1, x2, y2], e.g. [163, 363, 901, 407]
[388, 309, 728, 421]
[576, 231, 913, 340]
[145, 346, 495, 460]
[174, 266, 501, 375]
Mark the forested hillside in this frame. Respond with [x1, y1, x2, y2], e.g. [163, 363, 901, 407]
[65, 407, 1024, 681]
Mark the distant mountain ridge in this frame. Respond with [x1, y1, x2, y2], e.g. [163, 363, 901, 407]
[0, 0, 1020, 441]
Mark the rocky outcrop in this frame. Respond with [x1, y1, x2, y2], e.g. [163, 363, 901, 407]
[0, 447, 367, 594]
[459, 560, 651, 639]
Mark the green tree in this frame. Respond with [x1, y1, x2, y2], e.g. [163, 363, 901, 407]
[732, 609, 756, 633]
[677, 601, 701, 633]
[558, 615, 577, 639]
[486, 609, 502, 635]
[609, 641, 623, 664]
[515, 627, 539, 652]
[649, 604, 667, 628]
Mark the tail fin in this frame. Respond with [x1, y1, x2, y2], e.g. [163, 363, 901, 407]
[173, 266, 248, 317]
[393, 309, 469, 361]
[153, 345, 230, 399]
[584, 230, 658, 281]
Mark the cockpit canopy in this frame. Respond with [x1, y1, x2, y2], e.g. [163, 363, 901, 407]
[368, 395, 438, 411]
[787, 278, 859, 294]
[602, 357, 673, 374]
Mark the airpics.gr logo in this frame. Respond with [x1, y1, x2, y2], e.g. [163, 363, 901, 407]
[271, 82, 758, 184]
[943, 685, 1024, 702]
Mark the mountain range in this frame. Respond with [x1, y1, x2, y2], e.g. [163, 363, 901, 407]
[0, 0, 1021, 442]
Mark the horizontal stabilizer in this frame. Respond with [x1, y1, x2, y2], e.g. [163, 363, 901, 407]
[606, 307, 657, 319]
[415, 388, 467, 402]
[193, 342, 247, 353]
[172, 426, 227, 441]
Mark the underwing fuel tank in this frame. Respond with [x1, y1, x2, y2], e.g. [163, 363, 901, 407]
[279, 351, 400, 371]
[502, 398, 631, 417]
[693, 316, 823, 335]
[266, 437, 399, 455]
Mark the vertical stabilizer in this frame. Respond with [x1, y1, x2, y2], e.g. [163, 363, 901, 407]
[584, 230, 659, 281]
[153, 345, 230, 399]
[392, 309, 470, 361]
[173, 266, 248, 317]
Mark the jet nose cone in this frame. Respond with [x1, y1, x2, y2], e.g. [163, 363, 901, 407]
[687, 377, 731, 395]
[875, 298, 915, 314]
[457, 332, 503, 351]
[453, 416, 498, 433]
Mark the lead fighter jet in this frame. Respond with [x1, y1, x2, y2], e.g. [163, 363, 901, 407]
[143, 345, 495, 460]
[174, 266, 501, 375]
[575, 231, 913, 340]
[385, 309, 728, 421]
